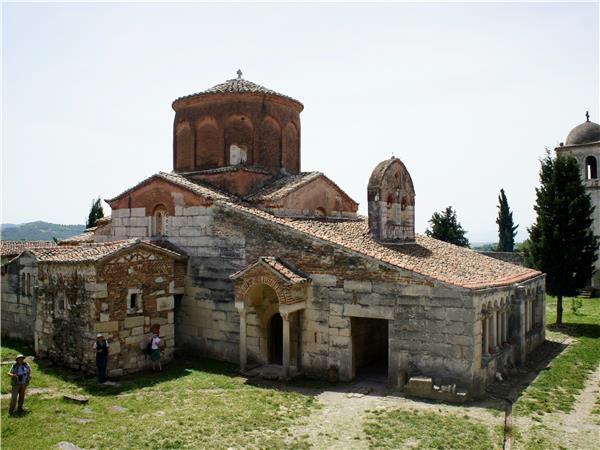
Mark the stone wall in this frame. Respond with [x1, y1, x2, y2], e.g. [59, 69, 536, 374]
[105, 197, 546, 396]
[94, 247, 182, 376]
[1, 256, 36, 341]
[35, 262, 98, 371]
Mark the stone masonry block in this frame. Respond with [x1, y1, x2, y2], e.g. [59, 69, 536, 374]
[94, 321, 119, 333]
[111, 208, 131, 218]
[310, 274, 337, 287]
[130, 207, 146, 217]
[156, 296, 174, 312]
[124, 316, 145, 329]
[344, 280, 372, 293]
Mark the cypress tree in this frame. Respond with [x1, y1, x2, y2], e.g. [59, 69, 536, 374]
[527, 151, 598, 324]
[425, 206, 470, 247]
[86, 197, 105, 229]
[496, 189, 518, 252]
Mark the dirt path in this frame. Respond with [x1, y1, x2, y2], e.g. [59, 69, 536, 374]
[287, 380, 504, 449]
[511, 363, 600, 450]
[556, 363, 600, 448]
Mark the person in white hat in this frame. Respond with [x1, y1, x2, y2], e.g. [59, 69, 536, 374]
[7, 354, 32, 415]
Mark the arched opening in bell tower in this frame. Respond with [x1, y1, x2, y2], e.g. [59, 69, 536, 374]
[585, 155, 598, 179]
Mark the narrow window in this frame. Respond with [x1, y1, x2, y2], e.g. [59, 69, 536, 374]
[585, 156, 598, 179]
[26, 273, 31, 296]
[129, 293, 137, 310]
[21, 273, 26, 296]
[152, 205, 168, 237]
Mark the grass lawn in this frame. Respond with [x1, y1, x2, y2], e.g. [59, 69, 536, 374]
[1, 339, 316, 449]
[363, 407, 503, 449]
[513, 295, 600, 416]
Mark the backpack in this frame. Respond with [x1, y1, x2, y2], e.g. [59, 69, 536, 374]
[145, 339, 153, 355]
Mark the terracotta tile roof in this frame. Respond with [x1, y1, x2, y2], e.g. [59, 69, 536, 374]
[245, 172, 359, 207]
[106, 172, 233, 204]
[58, 231, 95, 245]
[173, 77, 303, 110]
[24, 239, 186, 263]
[1, 240, 57, 258]
[245, 172, 322, 202]
[219, 202, 542, 289]
[105, 172, 541, 289]
[230, 256, 308, 284]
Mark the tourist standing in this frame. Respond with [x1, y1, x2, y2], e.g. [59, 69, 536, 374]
[93, 334, 109, 383]
[150, 332, 163, 372]
[8, 354, 32, 415]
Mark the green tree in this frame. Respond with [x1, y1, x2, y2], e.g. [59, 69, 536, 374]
[527, 151, 598, 324]
[496, 188, 518, 252]
[86, 197, 105, 229]
[425, 206, 470, 247]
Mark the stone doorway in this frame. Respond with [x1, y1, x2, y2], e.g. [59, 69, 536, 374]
[269, 313, 283, 365]
[352, 317, 389, 380]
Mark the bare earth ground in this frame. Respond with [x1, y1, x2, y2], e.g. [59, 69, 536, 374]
[283, 362, 600, 449]
[285, 379, 506, 449]
[511, 363, 600, 450]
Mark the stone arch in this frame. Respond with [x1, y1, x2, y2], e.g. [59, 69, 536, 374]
[224, 115, 253, 166]
[585, 155, 598, 179]
[195, 117, 221, 169]
[282, 122, 299, 173]
[314, 207, 327, 217]
[175, 121, 193, 171]
[257, 116, 281, 171]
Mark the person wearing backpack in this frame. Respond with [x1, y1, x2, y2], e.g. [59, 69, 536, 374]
[93, 334, 109, 383]
[8, 354, 32, 415]
[149, 332, 163, 372]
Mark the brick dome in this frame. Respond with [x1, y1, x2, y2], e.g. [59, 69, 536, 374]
[172, 73, 302, 176]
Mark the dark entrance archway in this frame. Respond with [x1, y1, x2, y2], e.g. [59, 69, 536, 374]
[269, 313, 283, 364]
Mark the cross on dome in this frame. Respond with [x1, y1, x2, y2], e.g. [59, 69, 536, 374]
[237, 69, 242, 79]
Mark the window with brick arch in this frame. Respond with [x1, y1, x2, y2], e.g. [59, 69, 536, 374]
[152, 205, 168, 237]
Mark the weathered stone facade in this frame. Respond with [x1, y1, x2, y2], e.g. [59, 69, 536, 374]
[1, 75, 548, 399]
[2, 241, 186, 376]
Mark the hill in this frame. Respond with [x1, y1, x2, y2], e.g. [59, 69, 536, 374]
[0, 221, 85, 241]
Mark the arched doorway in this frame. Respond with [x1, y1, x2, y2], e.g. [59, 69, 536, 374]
[269, 313, 283, 365]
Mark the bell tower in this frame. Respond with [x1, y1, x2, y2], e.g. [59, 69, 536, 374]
[367, 157, 415, 244]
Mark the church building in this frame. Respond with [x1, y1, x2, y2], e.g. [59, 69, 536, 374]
[2, 73, 546, 400]
[555, 112, 600, 288]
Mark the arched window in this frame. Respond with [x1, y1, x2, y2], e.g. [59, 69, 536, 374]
[26, 273, 31, 296]
[152, 205, 168, 237]
[21, 273, 26, 296]
[314, 207, 326, 217]
[585, 156, 598, 179]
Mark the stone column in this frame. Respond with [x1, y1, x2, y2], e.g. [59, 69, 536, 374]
[239, 309, 247, 372]
[235, 300, 247, 373]
[282, 313, 291, 377]
[497, 311, 502, 348]
[491, 310, 497, 352]
[483, 315, 489, 357]
[501, 310, 507, 344]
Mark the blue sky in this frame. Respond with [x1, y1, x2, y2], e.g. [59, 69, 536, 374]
[2, 2, 598, 242]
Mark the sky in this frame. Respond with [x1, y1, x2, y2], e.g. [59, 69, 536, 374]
[2, 1, 599, 242]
